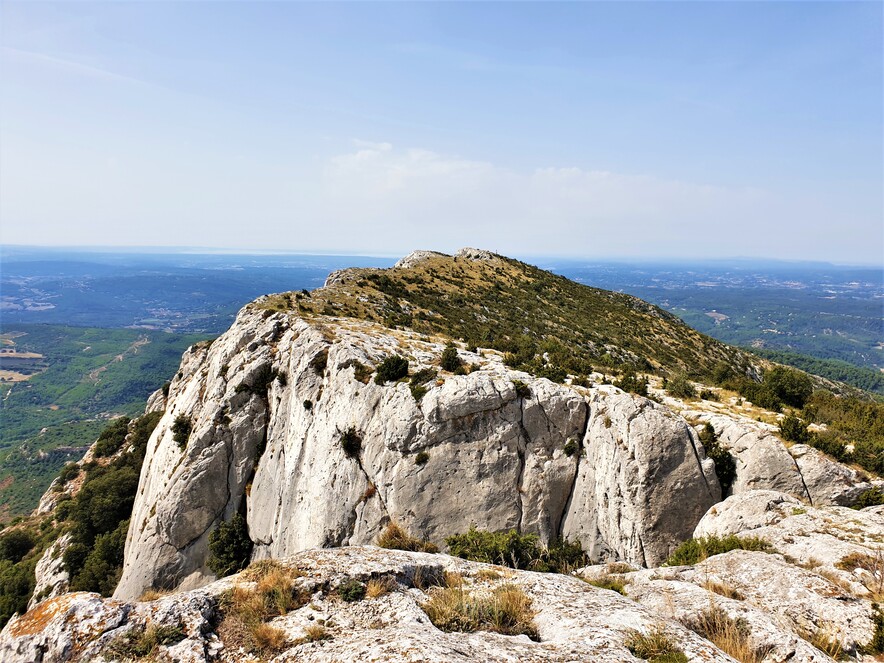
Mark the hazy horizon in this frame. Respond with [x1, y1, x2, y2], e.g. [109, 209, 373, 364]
[2, 2, 882, 263]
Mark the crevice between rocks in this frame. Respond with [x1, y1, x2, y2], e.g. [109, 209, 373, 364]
[557, 399, 591, 541]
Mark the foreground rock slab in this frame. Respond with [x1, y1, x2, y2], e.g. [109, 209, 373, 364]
[1, 547, 733, 663]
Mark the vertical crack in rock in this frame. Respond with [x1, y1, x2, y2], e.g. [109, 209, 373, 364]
[789, 454, 815, 507]
[557, 399, 590, 540]
[685, 424, 715, 495]
[515, 396, 529, 530]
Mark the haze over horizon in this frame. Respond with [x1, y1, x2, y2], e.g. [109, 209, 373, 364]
[1, 2, 881, 263]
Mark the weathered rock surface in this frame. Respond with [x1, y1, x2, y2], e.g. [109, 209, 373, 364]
[28, 533, 71, 611]
[788, 444, 883, 506]
[687, 412, 811, 500]
[115, 306, 721, 600]
[1, 547, 734, 663]
[695, 490, 884, 601]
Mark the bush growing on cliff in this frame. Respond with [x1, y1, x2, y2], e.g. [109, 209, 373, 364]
[172, 415, 192, 450]
[446, 527, 587, 573]
[340, 427, 362, 458]
[0, 529, 36, 564]
[376, 522, 438, 553]
[375, 355, 409, 384]
[697, 424, 736, 496]
[615, 371, 648, 397]
[440, 343, 463, 372]
[208, 513, 253, 577]
[779, 415, 809, 444]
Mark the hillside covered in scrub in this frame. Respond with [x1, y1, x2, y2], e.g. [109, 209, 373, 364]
[0, 248, 882, 662]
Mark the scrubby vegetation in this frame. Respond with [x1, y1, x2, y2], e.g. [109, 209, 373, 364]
[207, 512, 253, 578]
[697, 424, 736, 496]
[800, 391, 884, 475]
[375, 355, 409, 384]
[337, 578, 366, 602]
[217, 561, 308, 657]
[446, 527, 587, 573]
[665, 535, 772, 566]
[339, 427, 362, 458]
[93, 417, 131, 457]
[421, 573, 539, 641]
[107, 624, 186, 659]
[172, 415, 192, 450]
[440, 343, 463, 372]
[286, 253, 758, 390]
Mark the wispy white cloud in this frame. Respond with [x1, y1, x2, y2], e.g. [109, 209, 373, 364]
[1, 46, 152, 87]
[315, 141, 780, 257]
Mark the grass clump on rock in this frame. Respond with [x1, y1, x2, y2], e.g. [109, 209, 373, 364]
[421, 573, 539, 641]
[625, 625, 689, 662]
[376, 522, 439, 553]
[446, 527, 587, 573]
[107, 624, 186, 659]
[665, 535, 772, 567]
[339, 426, 362, 458]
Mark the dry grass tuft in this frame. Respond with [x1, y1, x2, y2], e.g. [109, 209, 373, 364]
[252, 623, 289, 655]
[421, 575, 539, 641]
[624, 624, 688, 662]
[683, 606, 771, 663]
[298, 623, 332, 643]
[216, 564, 308, 657]
[366, 575, 398, 598]
[703, 579, 744, 601]
[799, 625, 846, 660]
[376, 522, 439, 553]
[581, 572, 627, 595]
[138, 588, 170, 602]
[473, 568, 503, 582]
[836, 550, 884, 599]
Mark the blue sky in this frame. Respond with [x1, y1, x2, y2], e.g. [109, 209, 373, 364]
[1, 1, 881, 263]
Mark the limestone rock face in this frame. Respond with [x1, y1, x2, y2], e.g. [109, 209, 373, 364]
[114, 306, 720, 600]
[1, 547, 734, 663]
[695, 490, 884, 601]
[561, 389, 719, 567]
[688, 413, 811, 500]
[788, 444, 883, 506]
[28, 534, 71, 611]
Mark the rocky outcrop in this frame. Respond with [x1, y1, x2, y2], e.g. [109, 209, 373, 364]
[1, 547, 734, 663]
[687, 412, 812, 500]
[788, 444, 883, 506]
[28, 534, 71, 611]
[114, 306, 720, 600]
[695, 490, 884, 600]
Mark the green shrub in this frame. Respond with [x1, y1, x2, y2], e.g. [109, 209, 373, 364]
[172, 415, 192, 450]
[411, 368, 438, 385]
[410, 384, 428, 401]
[57, 462, 80, 486]
[779, 415, 810, 443]
[665, 535, 772, 566]
[416, 451, 430, 465]
[207, 513, 253, 577]
[93, 417, 131, 457]
[512, 380, 531, 399]
[303, 399, 313, 411]
[309, 349, 328, 376]
[446, 527, 587, 573]
[375, 355, 409, 384]
[338, 578, 366, 602]
[340, 427, 362, 458]
[615, 371, 648, 397]
[764, 367, 813, 409]
[563, 439, 579, 457]
[854, 487, 884, 509]
[666, 373, 696, 399]
[0, 530, 35, 564]
[697, 424, 736, 496]
[440, 343, 463, 372]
